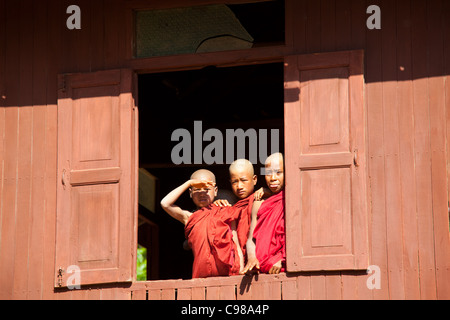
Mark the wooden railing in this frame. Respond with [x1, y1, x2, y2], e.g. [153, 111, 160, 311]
[130, 273, 298, 300]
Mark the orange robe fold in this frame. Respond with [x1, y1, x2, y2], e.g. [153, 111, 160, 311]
[185, 194, 254, 278]
[253, 191, 286, 273]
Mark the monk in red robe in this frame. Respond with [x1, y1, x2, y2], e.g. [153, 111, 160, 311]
[242, 153, 286, 274]
[184, 159, 259, 278]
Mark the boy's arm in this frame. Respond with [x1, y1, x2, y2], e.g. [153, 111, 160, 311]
[230, 220, 244, 273]
[254, 187, 272, 201]
[160, 180, 195, 225]
[241, 200, 263, 274]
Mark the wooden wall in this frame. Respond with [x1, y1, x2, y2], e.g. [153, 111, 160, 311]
[0, 0, 449, 299]
[0, 0, 128, 300]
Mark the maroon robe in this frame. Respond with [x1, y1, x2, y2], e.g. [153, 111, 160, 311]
[253, 191, 286, 273]
[184, 194, 254, 278]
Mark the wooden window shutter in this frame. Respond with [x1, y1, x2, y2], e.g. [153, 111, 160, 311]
[55, 69, 137, 287]
[284, 50, 369, 271]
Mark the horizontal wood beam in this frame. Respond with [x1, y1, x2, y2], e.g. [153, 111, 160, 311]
[126, 46, 292, 73]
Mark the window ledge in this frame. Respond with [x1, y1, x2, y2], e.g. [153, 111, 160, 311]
[130, 273, 297, 300]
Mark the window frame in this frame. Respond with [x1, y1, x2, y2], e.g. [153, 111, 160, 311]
[126, 0, 369, 284]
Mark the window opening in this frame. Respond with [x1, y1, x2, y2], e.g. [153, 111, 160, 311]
[137, 62, 284, 280]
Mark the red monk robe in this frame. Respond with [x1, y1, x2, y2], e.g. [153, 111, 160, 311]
[185, 194, 254, 278]
[253, 191, 286, 273]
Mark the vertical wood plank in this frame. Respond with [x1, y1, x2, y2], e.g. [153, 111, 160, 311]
[446, 3, 450, 277]
[411, 0, 437, 300]
[0, 0, 4, 100]
[0, 0, 21, 300]
[104, 0, 121, 69]
[445, 3, 450, 276]
[61, 0, 78, 74]
[90, 0, 105, 71]
[381, 0, 405, 300]
[161, 288, 175, 300]
[254, 280, 281, 300]
[325, 273, 342, 300]
[365, 0, 387, 301]
[206, 286, 220, 300]
[13, 0, 34, 299]
[284, 0, 294, 50]
[249, 281, 264, 300]
[427, 0, 450, 300]
[320, 0, 336, 52]
[341, 272, 357, 299]
[281, 279, 297, 300]
[131, 289, 147, 300]
[219, 285, 236, 300]
[350, 0, 366, 50]
[297, 274, 311, 300]
[267, 280, 282, 300]
[27, 0, 48, 300]
[99, 288, 114, 300]
[148, 289, 161, 300]
[396, 0, 421, 300]
[75, 0, 91, 72]
[42, 0, 62, 300]
[335, 0, 351, 51]
[112, 287, 131, 300]
[310, 274, 326, 300]
[356, 272, 374, 300]
[177, 288, 192, 300]
[84, 288, 101, 300]
[0, 0, 6, 300]
[191, 286, 206, 300]
[0, 108, 18, 299]
[305, 0, 321, 53]
[291, 0, 306, 54]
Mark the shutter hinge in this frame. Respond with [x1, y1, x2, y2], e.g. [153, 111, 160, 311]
[59, 75, 66, 93]
[57, 267, 65, 287]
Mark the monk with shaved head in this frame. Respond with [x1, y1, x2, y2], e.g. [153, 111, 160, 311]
[242, 153, 286, 274]
[160, 169, 218, 225]
[180, 159, 261, 278]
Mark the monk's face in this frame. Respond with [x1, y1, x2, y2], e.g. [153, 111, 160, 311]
[190, 184, 217, 208]
[189, 172, 217, 208]
[265, 156, 284, 194]
[229, 169, 257, 200]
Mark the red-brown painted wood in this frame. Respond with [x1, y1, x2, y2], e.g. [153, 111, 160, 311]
[55, 69, 136, 287]
[284, 50, 369, 272]
[0, 0, 449, 300]
[396, 0, 421, 300]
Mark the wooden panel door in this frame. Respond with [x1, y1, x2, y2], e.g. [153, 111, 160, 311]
[55, 69, 137, 287]
[284, 51, 369, 271]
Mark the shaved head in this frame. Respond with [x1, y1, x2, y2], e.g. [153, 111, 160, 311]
[229, 159, 254, 176]
[190, 169, 216, 183]
[265, 152, 284, 168]
[189, 169, 217, 208]
[229, 159, 256, 199]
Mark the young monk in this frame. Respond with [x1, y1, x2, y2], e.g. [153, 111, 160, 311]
[184, 159, 258, 278]
[160, 169, 218, 225]
[242, 153, 286, 274]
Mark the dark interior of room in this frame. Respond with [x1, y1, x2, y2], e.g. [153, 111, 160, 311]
[138, 61, 285, 280]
